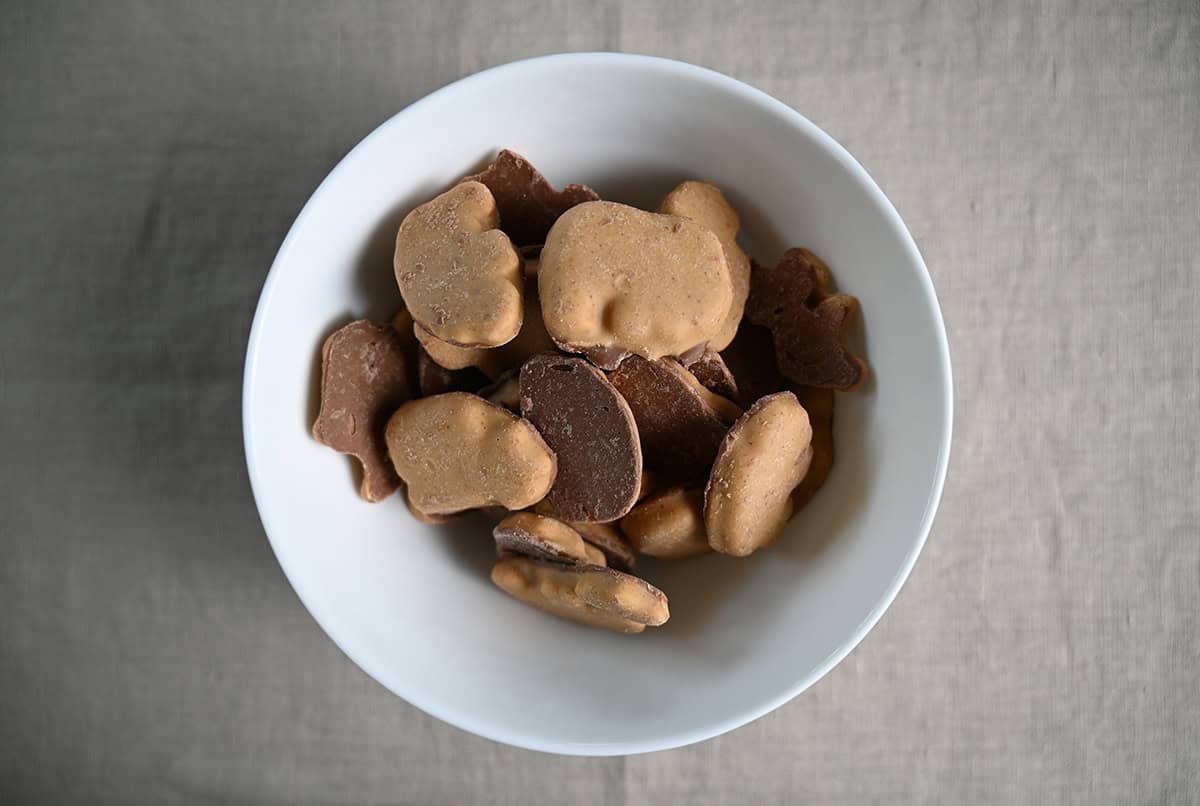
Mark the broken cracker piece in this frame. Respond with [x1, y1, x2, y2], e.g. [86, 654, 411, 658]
[685, 349, 740, 401]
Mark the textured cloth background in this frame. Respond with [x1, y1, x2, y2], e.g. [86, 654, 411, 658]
[2, 2, 1198, 803]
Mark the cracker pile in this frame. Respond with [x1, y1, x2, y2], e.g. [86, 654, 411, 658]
[312, 150, 868, 633]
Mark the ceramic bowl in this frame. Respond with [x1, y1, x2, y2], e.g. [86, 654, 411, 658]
[243, 53, 952, 755]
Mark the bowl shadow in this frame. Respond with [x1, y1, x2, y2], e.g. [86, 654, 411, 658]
[432, 511, 500, 580]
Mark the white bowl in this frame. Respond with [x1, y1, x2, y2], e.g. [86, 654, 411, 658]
[243, 53, 952, 755]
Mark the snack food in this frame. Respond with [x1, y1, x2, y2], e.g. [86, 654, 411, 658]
[493, 512, 605, 566]
[620, 487, 711, 559]
[538, 201, 733, 369]
[684, 349, 740, 401]
[659, 181, 751, 350]
[413, 279, 555, 379]
[570, 521, 637, 571]
[385, 392, 556, 515]
[705, 392, 814, 556]
[608, 354, 739, 480]
[405, 487, 456, 525]
[312, 320, 412, 502]
[394, 181, 523, 347]
[313, 154, 869, 633]
[466, 149, 600, 246]
[745, 248, 867, 391]
[519, 354, 642, 522]
[490, 554, 669, 633]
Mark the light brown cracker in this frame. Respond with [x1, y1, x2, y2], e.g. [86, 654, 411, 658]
[704, 392, 813, 556]
[539, 201, 733, 369]
[619, 487, 712, 560]
[658, 181, 751, 350]
[490, 554, 669, 632]
[394, 181, 523, 347]
[385, 392, 556, 516]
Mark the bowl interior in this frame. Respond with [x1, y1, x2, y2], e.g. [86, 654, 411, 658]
[244, 54, 950, 755]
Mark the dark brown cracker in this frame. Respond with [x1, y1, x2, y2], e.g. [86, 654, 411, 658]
[685, 349, 739, 400]
[466, 149, 600, 247]
[312, 320, 412, 502]
[519, 354, 642, 522]
[416, 345, 489, 397]
[796, 247, 835, 297]
[790, 385, 835, 511]
[608, 355, 731, 481]
[719, 319, 785, 407]
[744, 248, 867, 391]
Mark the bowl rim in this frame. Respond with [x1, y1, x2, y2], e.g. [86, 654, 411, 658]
[243, 51, 954, 756]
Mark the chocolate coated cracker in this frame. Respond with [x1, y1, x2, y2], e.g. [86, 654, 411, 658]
[519, 354, 642, 522]
[312, 320, 413, 502]
[685, 349, 739, 400]
[607, 355, 731, 481]
[744, 249, 867, 391]
[466, 149, 600, 246]
[704, 392, 813, 556]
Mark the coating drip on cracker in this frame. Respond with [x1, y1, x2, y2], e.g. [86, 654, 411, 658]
[310, 154, 869, 633]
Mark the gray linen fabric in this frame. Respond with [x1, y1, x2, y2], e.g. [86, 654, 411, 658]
[1, 1, 1197, 803]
